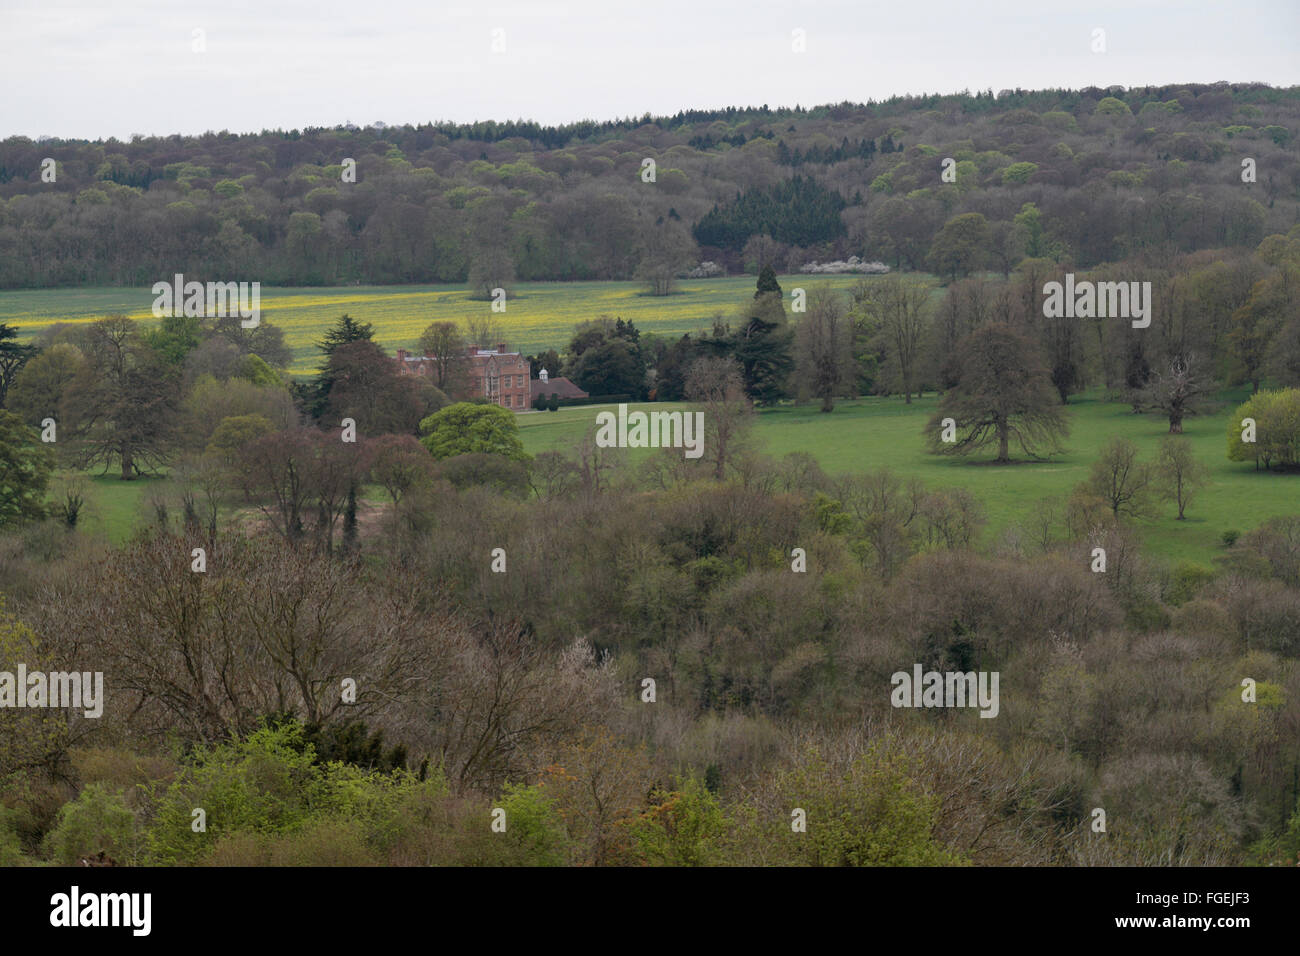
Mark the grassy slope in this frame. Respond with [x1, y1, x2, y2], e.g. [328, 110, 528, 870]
[0, 275, 866, 376]
[517, 392, 1299, 567]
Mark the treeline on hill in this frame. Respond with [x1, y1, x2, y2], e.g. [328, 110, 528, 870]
[541, 221, 1300, 426]
[0, 278, 1299, 863]
[0, 83, 1298, 288]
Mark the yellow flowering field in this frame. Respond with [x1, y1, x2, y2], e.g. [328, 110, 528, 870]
[0, 276, 865, 375]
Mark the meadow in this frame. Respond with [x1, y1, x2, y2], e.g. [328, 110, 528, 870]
[6, 277, 1293, 568]
[34, 386, 1296, 569]
[517, 390, 1297, 568]
[0, 275, 866, 376]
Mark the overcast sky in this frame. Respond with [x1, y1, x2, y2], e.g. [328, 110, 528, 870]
[4, 0, 1298, 140]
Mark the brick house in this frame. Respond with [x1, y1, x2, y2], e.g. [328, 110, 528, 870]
[394, 344, 532, 411]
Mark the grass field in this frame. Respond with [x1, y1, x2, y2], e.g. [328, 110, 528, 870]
[0, 275, 867, 376]
[11, 278, 1294, 566]
[518, 390, 1299, 568]
[53, 390, 1296, 566]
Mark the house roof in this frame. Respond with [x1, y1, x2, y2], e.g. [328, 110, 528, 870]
[531, 376, 588, 400]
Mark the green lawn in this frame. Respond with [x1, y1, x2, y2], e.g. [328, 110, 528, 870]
[518, 392, 1299, 567]
[57, 392, 1295, 564]
[60, 471, 162, 542]
[16, 276, 1293, 565]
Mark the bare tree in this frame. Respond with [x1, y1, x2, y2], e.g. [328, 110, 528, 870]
[30, 532, 441, 742]
[574, 422, 624, 498]
[1155, 436, 1207, 520]
[860, 276, 932, 402]
[1139, 353, 1214, 433]
[1080, 437, 1154, 519]
[796, 288, 854, 411]
[685, 355, 753, 480]
[635, 218, 696, 297]
[402, 625, 618, 795]
[464, 314, 505, 351]
[417, 321, 469, 392]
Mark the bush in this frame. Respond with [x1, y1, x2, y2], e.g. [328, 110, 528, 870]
[1169, 598, 1235, 640]
[44, 783, 141, 865]
[491, 782, 571, 866]
[146, 721, 451, 865]
[437, 452, 531, 497]
[1167, 562, 1215, 605]
[1227, 388, 1300, 470]
[1220, 578, 1300, 656]
[0, 806, 27, 866]
[1222, 529, 1240, 547]
[210, 818, 382, 866]
[1239, 515, 1300, 586]
[630, 774, 727, 866]
[146, 723, 323, 864]
[758, 745, 967, 866]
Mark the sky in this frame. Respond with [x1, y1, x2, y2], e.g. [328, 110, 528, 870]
[3, 0, 1298, 140]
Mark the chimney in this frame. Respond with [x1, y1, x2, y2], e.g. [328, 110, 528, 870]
[396, 348, 407, 362]
[540, 368, 549, 383]
[496, 342, 508, 353]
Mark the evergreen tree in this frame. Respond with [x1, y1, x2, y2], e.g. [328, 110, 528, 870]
[732, 313, 794, 405]
[342, 483, 359, 554]
[0, 324, 38, 408]
[312, 314, 376, 419]
[316, 313, 375, 357]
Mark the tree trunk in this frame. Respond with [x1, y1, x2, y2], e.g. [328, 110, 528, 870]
[997, 421, 1010, 463]
[120, 449, 134, 481]
[342, 484, 358, 553]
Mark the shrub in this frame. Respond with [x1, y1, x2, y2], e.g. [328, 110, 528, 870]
[1239, 515, 1300, 586]
[1219, 578, 1300, 656]
[1167, 562, 1215, 605]
[1169, 598, 1235, 640]
[437, 452, 531, 497]
[44, 783, 141, 865]
[492, 782, 571, 866]
[630, 774, 728, 866]
[147, 723, 324, 864]
[0, 807, 26, 866]
[1227, 388, 1300, 470]
[210, 818, 382, 866]
[760, 745, 967, 866]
